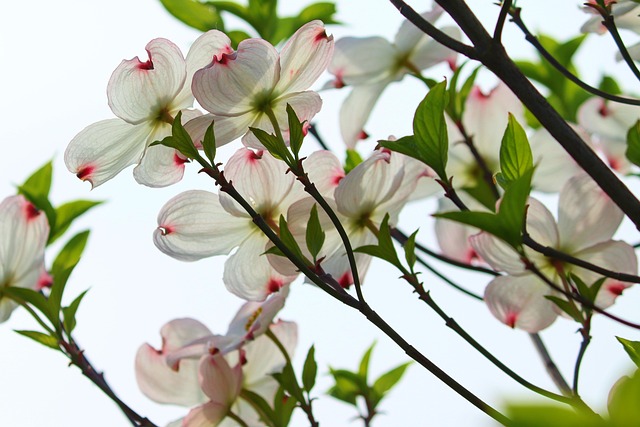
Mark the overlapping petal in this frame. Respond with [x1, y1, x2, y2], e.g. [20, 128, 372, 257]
[329, 37, 396, 86]
[339, 80, 390, 148]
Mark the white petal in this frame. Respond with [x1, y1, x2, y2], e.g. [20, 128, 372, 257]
[65, 119, 151, 188]
[242, 321, 298, 388]
[394, 7, 444, 54]
[185, 114, 252, 148]
[557, 173, 623, 252]
[484, 274, 558, 332]
[470, 232, 525, 275]
[525, 198, 560, 248]
[321, 227, 376, 288]
[275, 21, 334, 94]
[199, 353, 242, 405]
[183, 401, 229, 427]
[193, 39, 279, 116]
[108, 38, 186, 124]
[223, 234, 297, 301]
[409, 26, 460, 71]
[154, 190, 250, 261]
[339, 80, 389, 148]
[329, 37, 396, 86]
[134, 139, 186, 188]
[303, 150, 345, 197]
[226, 285, 289, 342]
[173, 30, 233, 108]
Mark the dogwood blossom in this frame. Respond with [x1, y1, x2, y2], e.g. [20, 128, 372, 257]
[469, 174, 636, 332]
[326, 7, 459, 147]
[136, 307, 297, 427]
[578, 97, 640, 173]
[65, 31, 232, 188]
[153, 148, 338, 300]
[188, 20, 334, 149]
[0, 195, 49, 322]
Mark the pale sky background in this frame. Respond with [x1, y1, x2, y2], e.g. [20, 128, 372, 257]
[1, 1, 640, 426]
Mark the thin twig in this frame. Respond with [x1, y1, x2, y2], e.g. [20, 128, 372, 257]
[493, 0, 512, 42]
[308, 123, 330, 151]
[529, 333, 572, 396]
[573, 319, 592, 395]
[601, 14, 640, 82]
[510, 8, 640, 106]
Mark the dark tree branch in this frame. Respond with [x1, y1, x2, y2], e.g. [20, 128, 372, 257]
[493, 0, 512, 42]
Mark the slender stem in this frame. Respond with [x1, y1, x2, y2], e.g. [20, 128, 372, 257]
[602, 14, 640, 82]
[529, 333, 572, 395]
[573, 319, 592, 395]
[227, 411, 250, 427]
[415, 254, 484, 301]
[60, 338, 158, 427]
[12, 297, 57, 337]
[523, 234, 640, 284]
[388, 0, 478, 58]
[493, 0, 512, 43]
[510, 8, 640, 106]
[308, 123, 330, 151]
[391, 228, 500, 277]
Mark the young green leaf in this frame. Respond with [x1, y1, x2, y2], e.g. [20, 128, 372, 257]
[358, 342, 376, 381]
[496, 167, 533, 248]
[272, 364, 305, 402]
[608, 369, 640, 427]
[327, 368, 365, 406]
[278, 215, 305, 262]
[344, 149, 363, 173]
[302, 345, 318, 392]
[617, 337, 640, 368]
[250, 127, 293, 164]
[50, 230, 90, 316]
[62, 290, 89, 336]
[403, 230, 418, 271]
[507, 403, 603, 427]
[286, 104, 305, 158]
[499, 114, 533, 187]
[545, 296, 583, 323]
[20, 160, 53, 200]
[14, 330, 60, 350]
[355, 215, 402, 269]
[305, 204, 325, 260]
[159, 0, 224, 32]
[49, 200, 102, 244]
[150, 111, 200, 161]
[2, 287, 56, 325]
[626, 120, 640, 168]
[202, 121, 217, 165]
[371, 362, 411, 407]
[241, 389, 277, 426]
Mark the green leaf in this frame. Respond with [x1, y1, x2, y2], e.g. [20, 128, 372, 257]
[278, 216, 305, 261]
[496, 167, 533, 248]
[305, 204, 325, 260]
[499, 114, 533, 187]
[150, 111, 200, 160]
[159, 0, 224, 32]
[205, 1, 251, 23]
[302, 345, 318, 392]
[327, 368, 365, 406]
[272, 385, 297, 427]
[241, 389, 277, 426]
[227, 30, 253, 48]
[371, 362, 411, 407]
[286, 104, 305, 158]
[297, 2, 339, 24]
[202, 121, 217, 166]
[49, 200, 102, 244]
[403, 230, 418, 270]
[50, 230, 90, 317]
[249, 128, 292, 164]
[358, 342, 376, 380]
[272, 364, 304, 402]
[626, 121, 640, 168]
[412, 80, 450, 180]
[20, 160, 53, 200]
[545, 296, 583, 323]
[1, 287, 56, 325]
[355, 215, 402, 269]
[14, 330, 60, 350]
[507, 403, 604, 427]
[62, 290, 88, 336]
[608, 370, 640, 427]
[17, 184, 57, 241]
[344, 149, 363, 174]
[599, 76, 622, 95]
[617, 337, 640, 369]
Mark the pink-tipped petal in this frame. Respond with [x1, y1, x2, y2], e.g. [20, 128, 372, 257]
[108, 38, 186, 124]
[303, 150, 344, 197]
[484, 275, 558, 332]
[65, 119, 152, 188]
[275, 21, 335, 94]
[199, 353, 242, 405]
[154, 190, 250, 261]
[193, 38, 279, 116]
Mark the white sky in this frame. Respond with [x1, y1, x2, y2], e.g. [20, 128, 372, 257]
[1, 1, 640, 426]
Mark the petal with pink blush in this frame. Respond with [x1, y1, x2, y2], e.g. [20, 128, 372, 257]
[223, 234, 297, 301]
[484, 274, 558, 332]
[133, 140, 186, 188]
[303, 150, 344, 197]
[183, 401, 229, 427]
[226, 285, 289, 342]
[65, 118, 153, 189]
[108, 38, 186, 125]
[193, 39, 279, 116]
[199, 354, 242, 407]
[557, 174, 623, 252]
[469, 232, 525, 275]
[276, 20, 335, 94]
[154, 190, 250, 261]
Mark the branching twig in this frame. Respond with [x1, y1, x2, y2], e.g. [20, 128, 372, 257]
[493, 0, 513, 43]
[529, 333, 572, 395]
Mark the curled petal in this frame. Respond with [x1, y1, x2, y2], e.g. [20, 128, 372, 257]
[226, 285, 289, 343]
[65, 119, 151, 188]
[409, 26, 460, 71]
[199, 353, 242, 407]
[193, 39, 279, 116]
[154, 190, 250, 261]
[485, 275, 558, 332]
[108, 38, 186, 124]
[525, 198, 560, 249]
[470, 232, 524, 275]
[558, 174, 623, 252]
[275, 20, 335, 94]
